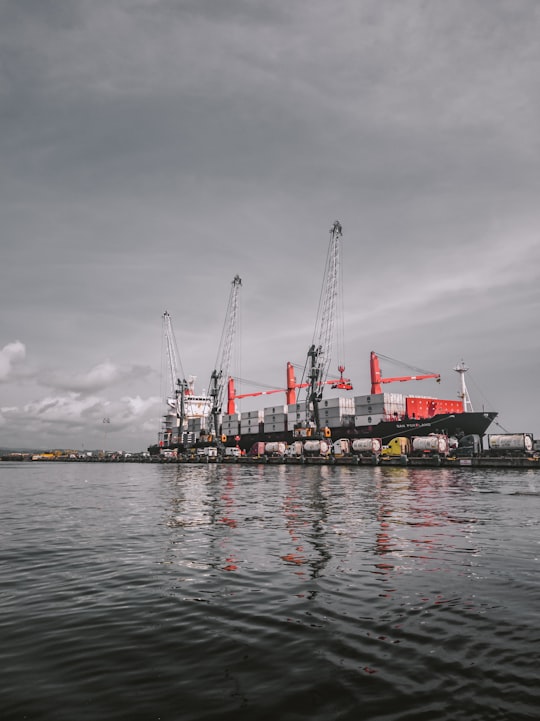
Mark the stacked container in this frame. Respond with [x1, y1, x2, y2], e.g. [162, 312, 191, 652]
[318, 396, 355, 428]
[287, 400, 308, 427]
[240, 409, 264, 434]
[222, 413, 240, 437]
[406, 397, 463, 419]
[263, 405, 288, 433]
[187, 417, 205, 433]
[354, 392, 406, 426]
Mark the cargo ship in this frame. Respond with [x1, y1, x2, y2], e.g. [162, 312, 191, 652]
[216, 353, 497, 453]
[151, 352, 497, 455]
[150, 223, 497, 457]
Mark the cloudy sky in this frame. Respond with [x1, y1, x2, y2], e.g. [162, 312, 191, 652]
[1, 0, 539, 451]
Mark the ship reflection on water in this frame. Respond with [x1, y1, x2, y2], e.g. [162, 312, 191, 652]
[1, 462, 536, 721]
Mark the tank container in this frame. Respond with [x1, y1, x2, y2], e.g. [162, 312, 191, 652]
[285, 441, 304, 457]
[303, 440, 330, 455]
[412, 435, 449, 454]
[264, 442, 286, 455]
[352, 438, 382, 454]
[488, 434, 533, 451]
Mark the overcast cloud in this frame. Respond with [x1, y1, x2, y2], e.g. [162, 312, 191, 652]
[1, 0, 539, 451]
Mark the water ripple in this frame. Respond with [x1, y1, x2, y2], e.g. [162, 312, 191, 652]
[0, 462, 538, 720]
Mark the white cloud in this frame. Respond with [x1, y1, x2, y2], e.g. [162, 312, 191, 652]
[0, 341, 26, 381]
[41, 361, 153, 393]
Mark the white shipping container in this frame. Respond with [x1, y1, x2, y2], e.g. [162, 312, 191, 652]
[264, 405, 288, 416]
[320, 397, 355, 410]
[263, 412, 287, 423]
[287, 412, 307, 423]
[354, 414, 384, 426]
[240, 422, 262, 432]
[221, 425, 240, 435]
[241, 410, 264, 420]
[325, 416, 355, 428]
[289, 401, 308, 413]
[354, 394, 384, 406]
[263, 422, 287, 433]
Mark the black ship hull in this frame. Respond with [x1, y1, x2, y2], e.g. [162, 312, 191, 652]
[232, 411, 498, 452]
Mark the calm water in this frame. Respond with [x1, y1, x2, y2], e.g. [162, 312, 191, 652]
[0, 462, 538, 721]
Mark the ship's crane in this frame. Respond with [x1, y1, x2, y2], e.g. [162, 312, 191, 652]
[370, 351, 440, 394]
[300, 220, 352, 435]
[227, 362, 350, 407]
[160, 311, 187, 444]
[207, 275, 242, 441]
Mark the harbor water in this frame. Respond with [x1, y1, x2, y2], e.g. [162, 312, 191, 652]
[1, 462, 538, 720]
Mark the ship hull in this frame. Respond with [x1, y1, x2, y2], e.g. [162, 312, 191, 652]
[231, 411, 498, 452]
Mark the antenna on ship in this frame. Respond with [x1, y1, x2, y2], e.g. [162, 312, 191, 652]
[454, 360, 474, 413]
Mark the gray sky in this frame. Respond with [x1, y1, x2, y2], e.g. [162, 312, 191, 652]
[1, 0, 539, 451]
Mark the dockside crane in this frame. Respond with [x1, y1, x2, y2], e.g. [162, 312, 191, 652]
[206, 275, 242, 442]
[298, 220, 352, 437]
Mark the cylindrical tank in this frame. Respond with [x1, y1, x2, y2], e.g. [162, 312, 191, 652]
[264, 442, 286, 455]
[303, 440, 330, 455]
[352, 438, 382, 454]
[412, 435, 449, 454]
[488, 434, 533, 451]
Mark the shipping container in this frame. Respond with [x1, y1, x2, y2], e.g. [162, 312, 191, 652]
[355, 413, 384, 426]
[263, 422, 287, 433]
[241, 410, 264, 420]
[264, 405, 288, 416]
[406, 397, 464, 419]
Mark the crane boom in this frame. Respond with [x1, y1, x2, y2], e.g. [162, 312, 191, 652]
[370, 351, 440, 394]
[162, 311, 184, 401]
[208, 275, 242, 439]
[300, 221, 351, 435]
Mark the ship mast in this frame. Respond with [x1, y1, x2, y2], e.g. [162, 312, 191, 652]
[454, 360, 473, 413]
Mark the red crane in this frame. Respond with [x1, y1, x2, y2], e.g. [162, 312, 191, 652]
[227, 361, 351, 412]
[370, 351, 440, 394]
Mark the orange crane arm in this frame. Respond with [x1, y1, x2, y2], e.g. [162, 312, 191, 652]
[226, 360, 352, 413]
[370, 351, 440, 394]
